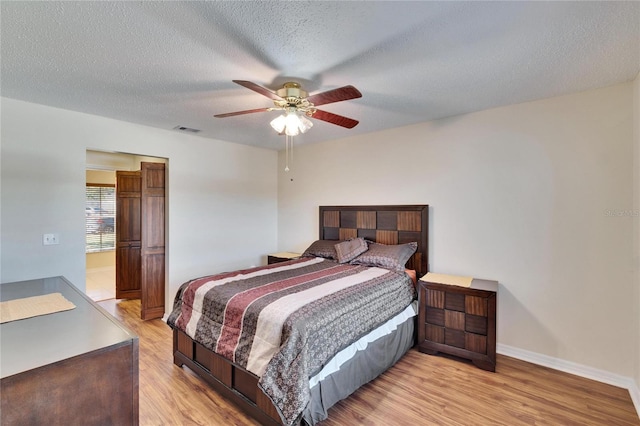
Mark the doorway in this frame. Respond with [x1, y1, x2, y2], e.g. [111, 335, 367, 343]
[85, 151, 167, 320]
[85, 167, 117, 301]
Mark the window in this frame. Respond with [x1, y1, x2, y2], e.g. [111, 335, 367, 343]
[86, 184, 115, 253]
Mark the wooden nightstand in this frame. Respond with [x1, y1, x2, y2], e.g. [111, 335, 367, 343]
[417, 273, 498, 372]
[267, 252, 301, 265]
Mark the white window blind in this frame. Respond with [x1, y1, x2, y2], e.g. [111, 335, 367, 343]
[86, 185, 115, 253]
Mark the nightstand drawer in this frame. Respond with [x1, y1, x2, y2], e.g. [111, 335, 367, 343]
[466, 314, 487, 334]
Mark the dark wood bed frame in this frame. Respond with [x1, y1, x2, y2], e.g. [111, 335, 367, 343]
[173, 204, 429, 425]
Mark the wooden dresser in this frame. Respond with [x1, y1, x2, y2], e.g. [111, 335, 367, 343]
[417, 275, 498, 372]
[1, 276, 139, 425]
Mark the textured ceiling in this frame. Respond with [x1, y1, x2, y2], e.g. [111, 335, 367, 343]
[1, 1, 639, 150]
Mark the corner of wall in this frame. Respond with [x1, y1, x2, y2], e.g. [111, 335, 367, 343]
[633, 71, 640, 416]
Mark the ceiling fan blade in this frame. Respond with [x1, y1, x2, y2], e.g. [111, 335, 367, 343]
[306, 85, 362, 106]
[214, 108, 270, 118]
[311, 109, 359, 129]
[232, 80, 282, 100]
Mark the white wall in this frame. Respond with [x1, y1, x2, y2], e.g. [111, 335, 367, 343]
[278, 82, 635, 378]
[1, 98, 278, 315]
[86, 151, 140, 171]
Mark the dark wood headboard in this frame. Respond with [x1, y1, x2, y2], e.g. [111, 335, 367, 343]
[319, 205, 429, 277]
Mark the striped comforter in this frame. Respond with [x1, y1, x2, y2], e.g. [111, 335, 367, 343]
[167, 257, 415, 425]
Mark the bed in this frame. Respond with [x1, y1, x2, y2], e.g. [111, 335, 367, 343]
[168, 205, 429, 425]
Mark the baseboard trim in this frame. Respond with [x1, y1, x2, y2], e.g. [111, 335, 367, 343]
[630, 382, 640, 420]
[498, 344, 640, 419]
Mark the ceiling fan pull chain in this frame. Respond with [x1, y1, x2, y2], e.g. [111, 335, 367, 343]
[285, 135, 290, 172]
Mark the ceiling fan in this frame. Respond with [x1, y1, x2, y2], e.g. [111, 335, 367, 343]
[214, 80, 362, 135]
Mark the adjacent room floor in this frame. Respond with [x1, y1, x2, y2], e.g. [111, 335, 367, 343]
[86, 267, 115, 302]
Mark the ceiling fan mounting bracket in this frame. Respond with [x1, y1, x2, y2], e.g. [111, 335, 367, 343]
[276, 82, 307, 98]
[274, 82, 311, 109]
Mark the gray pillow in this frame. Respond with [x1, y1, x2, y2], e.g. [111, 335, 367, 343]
[350, 241, 417, 272]
[335, 238, 368, 264]
[301, 239, 342, 260]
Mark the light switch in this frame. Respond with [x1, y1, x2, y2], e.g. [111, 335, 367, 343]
[43, 233, 60, 245]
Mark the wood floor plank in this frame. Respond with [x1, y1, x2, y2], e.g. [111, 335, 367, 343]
[99, 299, 639, 425]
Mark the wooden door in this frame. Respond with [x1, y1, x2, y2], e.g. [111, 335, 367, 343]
[140, 162, 165, 320]
[115, 171, 142, 300]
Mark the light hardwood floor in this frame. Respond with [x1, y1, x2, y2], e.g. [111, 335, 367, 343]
[98, 299, 639, 426]
[86, 266, 116, 301]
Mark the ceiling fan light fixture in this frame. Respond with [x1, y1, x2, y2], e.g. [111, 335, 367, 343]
[270, 115, 286, 133]
[284, 111, 301, 136]
[298, 114, 313, 133]
[270, 109, 313, 136]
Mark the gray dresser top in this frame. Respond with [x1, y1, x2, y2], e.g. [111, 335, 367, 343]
[1, 276, 137, 379]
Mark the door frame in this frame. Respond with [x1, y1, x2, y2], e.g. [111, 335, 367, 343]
[86, 150, 169, 318]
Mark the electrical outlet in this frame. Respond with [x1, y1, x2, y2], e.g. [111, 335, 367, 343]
[43, 233, 60, 245]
